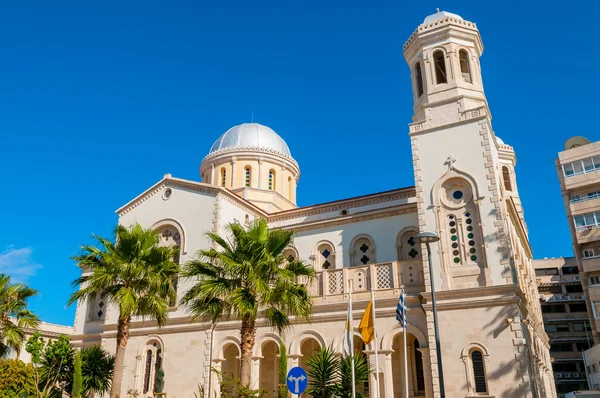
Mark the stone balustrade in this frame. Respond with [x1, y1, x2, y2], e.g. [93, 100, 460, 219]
[301, 260, 424, 303]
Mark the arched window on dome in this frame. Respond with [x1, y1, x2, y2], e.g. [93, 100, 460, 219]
[288, 176, 292, 199]
[433, 50, 448, 84]
[459, 50, 471, 83]
[245, 166, 251, 187]
[502, 166, 512, 192]
[414, 62, 424, 97]
[221, 168, 227, 187]
[269, 169, 276, 190]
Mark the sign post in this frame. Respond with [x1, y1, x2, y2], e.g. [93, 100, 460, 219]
[286, 366, 308, 397]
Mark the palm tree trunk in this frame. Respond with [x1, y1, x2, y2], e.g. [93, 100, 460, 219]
[240, 316, 256, 389]
[111, 315, 131, 398]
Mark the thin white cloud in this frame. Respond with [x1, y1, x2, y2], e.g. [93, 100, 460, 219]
[0, 246, 42, 283]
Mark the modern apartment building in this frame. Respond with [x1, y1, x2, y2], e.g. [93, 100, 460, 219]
[534, 257, 593, 396]
[556, 137, 600, 344]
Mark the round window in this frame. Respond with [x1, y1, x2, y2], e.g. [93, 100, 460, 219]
[162, 188, 172, 200]
[453, 190, 463, 200]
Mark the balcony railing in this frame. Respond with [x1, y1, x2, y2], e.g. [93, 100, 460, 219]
[555, 372, 587, 380]
[304, 260, 424, 300]
[571, 192, 600, 203]
[546, 294, 586, 302]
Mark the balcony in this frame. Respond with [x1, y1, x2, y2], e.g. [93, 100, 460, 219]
[305, 261, 424, 304]
[576, 225, 600, 244]
[549, 331, 590, 340]
[564, 168, 600, 191]
[537, 275, 582, 285]
[588, 284, 600, 301]
[554, 371, 587, 381]
[544, 312, 589, 322]
[583, 256, 600, 272]
[571, 194, 600, 215]
[552, 351, 587, 361]
[545, 294, 586, 303]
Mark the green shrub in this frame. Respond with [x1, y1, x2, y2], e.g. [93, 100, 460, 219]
[0, 359, 36, 398]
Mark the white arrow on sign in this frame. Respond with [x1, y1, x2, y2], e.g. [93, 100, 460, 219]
[288, 374, 306, 393]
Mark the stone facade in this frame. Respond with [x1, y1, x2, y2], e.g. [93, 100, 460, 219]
[71, 10, 555, 398]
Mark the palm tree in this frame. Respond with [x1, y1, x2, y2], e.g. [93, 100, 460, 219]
[180, 219, 315, 388]
[0, 273, 39, 358]
[80, 345, 115, 396]
[68, 224, 179, 398]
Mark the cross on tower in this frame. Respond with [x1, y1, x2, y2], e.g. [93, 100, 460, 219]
[445, 155, 456, 170]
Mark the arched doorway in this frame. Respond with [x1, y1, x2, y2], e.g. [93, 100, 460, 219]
[299, 338, 321, 369]
[221, 343, 240, 394]
[260, 341, 280, 397]
[392, 333, 425, 397]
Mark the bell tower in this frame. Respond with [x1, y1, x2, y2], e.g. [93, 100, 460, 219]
[404, 11, 557, 398]
[403, 10, 487, 126]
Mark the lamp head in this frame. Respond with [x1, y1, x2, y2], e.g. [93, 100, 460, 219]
[414, 232, 440, 243]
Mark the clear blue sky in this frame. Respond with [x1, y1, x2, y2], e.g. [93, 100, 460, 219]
[0, 0, 596, 326]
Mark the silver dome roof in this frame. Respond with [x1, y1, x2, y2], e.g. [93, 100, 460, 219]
[423, 10, 463, 24]
[209, 123, 292, 157]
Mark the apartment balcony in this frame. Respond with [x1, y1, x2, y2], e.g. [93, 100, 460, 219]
[589, 284, 600, 301]
[554, 371, 588, 382]
[571, 194, 600, 215]
[305, 260, 424, 304]
[544, 312, 590, 322]
[552, 351, 586, 362]
[549, 331, 590, 341]
[536, 275, 582, 285]
[576, 226, 600, 244]
[582, 256, 600, 272]
[564, 168, 600, 191]
[544, 294, 586, 303]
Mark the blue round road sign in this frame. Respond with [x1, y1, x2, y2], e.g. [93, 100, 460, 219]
[286, 366, 308, 395]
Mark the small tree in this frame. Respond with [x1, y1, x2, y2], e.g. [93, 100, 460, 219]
[154, 368, 165, 393]
[0, 358, 36, 398]
[25, 332, 72, 398]
[72, 351, 83, 398]
[278, 342, 288, 398]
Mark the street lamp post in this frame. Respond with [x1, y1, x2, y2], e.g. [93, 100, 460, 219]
[414, 232, 445, 398]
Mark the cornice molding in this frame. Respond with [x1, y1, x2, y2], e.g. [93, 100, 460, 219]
[201, 146, 300, 170]
[269, 187, 416, 223]
[279, 203, 417, 232]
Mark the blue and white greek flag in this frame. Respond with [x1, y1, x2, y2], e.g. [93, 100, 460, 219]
[395, 287, 407, 327]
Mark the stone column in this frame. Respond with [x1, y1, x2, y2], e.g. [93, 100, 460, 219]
[418, 348, 433, 398]
[280, 166, 286, 196]
[210, 164, 215, 185]
[231, 157, 237, 187]
[212, 359, 224, 398]
[288, 354, 300, 368]
[292, 176, 297, 203]
[383, 351, 394, 398]
[251, 356, 261, 390]
[258, 157, 264, 189]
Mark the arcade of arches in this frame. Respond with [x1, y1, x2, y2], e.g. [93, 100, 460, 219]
[212, 331, 426, 398]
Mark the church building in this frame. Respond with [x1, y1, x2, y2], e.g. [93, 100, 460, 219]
[72, 11, 556, 398]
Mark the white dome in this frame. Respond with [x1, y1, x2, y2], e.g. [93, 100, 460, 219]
[496, 136, 505, 145]
[209, 123, 292, 157]
[423, 10, 463, 24]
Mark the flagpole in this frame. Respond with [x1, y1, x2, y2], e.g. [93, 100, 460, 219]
[349, 281, 356, 398]
[402, 286, 409, 398]
[370, 288, 380, 398]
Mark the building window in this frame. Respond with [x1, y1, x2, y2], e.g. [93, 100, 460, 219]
[143, 349, 153, 394]
[221, 168, 227, 187]
[459, 50, 471, 83]
[591, 276, 600, 285]
[317, 242, 336, 270]
[576, 342, 591, 351]
[288, 176, 293, 199]
[351, 235, 375, 266]
[471, 350, 487, 393]
[433, 50, 448, 84]
[563, 156, 600, 178]
[269, 169, 276, 190]
[584, 249, 596, 258]
[414, 340, 425, 392]
[415, 62, 424, 97]
[245, 166, 251, 187]
[502, 166, 512, 191]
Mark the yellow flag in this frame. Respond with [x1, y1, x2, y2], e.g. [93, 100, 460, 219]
[358, 299, 374, 344]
